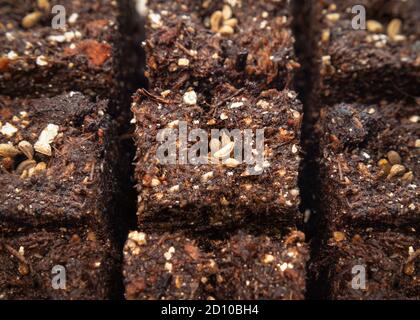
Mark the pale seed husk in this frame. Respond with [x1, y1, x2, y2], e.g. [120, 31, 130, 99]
[387, 19, 402, 39]
[401, 171, 414, 183]
[367, 20, 383, 33]
[213, 142, 234, 158]
[209, 138, 221, 154]
[201, 171, 214, 183]
[224, 18, 238, 28]
[37, 0, 51, 11]
[387, 164, 406, 179]
[34, 142, 52, 156]
[221, 132, 231, 146]
[22, 11, 43, 29]
[18, 140, 34, 160]
[222, 5, 233, 20]
[0, 143, 20, 158]
[224, 158, 240, 168]
[210, 11, 223, 32]
[218, 25, 234, 35]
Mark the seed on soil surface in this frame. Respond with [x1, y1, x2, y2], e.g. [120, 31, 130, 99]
[210, 11, 223, 32]
[18, 141, 34, 159]
[378, 158, 391, 176]
[387, 19, 402, 39]
[224, 18, 238, 28]
[218, 25, 234, 35]
[222, 5, 233, 20]
[0, 144, 20, 158]
[387, 164, 406, 179]
[16, 159, 37, 175]
[34, 124, 59, 156]
[325, 13, 340, 23]
[401, 171, 414, 183]
[183, 90, 197, 105]
[34, 142, 52, 156]
[177, 58, 190, 66]
[213, 142, 234, 158]
[387, 150, 401, 165]
[1, 122, 18, 137]
[321, 29, 330, 42]
[37, 0, 50, 11]
[22, 11, 43, 29]
[224, 158, 240, 168]
[367, 20, 383, 33]
[201, 171, 214, 183]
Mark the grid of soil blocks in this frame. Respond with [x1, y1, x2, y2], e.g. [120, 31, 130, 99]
[311, 0, 420, 300]
[1, 0, 419, 301]
[127, 0, 309, 300]
[0, 0, 141, 299]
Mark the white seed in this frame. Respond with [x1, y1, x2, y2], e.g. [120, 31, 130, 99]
[201, 171, 214, 183]
[222, 5, 233, 20]
[36, 55, 48, 66]
[34, 124, 59, 156]
[34, 142, 52, 156]
[263, 254, 275, 264]
[209, 138, 221, 154]
[213, 142, 234, 158]
[387, 19, 402, 39]
[1, 122, 18, 137]
[169, 185, 180, 193]
[221, 132, 231, 146]
[37, 124, 59, 144]
[409, 115, 419, 123]
[183, 90, 197, 105]
[325, 13, 340, 23]
[229, 101, 243, 109]
[167, 120, 179, 128]
[128, 231, 147, 245]
[220, 113, 228, 120]
[164, 262, 173, 272]
[178, 58, 190, 66]
[68, 13, 79, 24]
[7, 51, 18, 60]
[224, 158, 240, 168]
